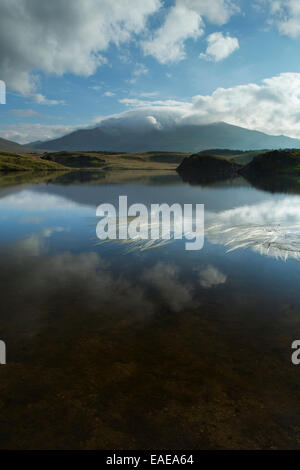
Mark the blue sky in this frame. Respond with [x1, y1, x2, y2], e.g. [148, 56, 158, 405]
[1, 0, 300, 143]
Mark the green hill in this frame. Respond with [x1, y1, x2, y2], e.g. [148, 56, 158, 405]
[177, 152, 241, 184]
[41, 151, 106, 168]
[240, 149, 300, 179]
[0, 151, 67, 171]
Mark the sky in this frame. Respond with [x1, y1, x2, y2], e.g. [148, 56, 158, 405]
[1, 0, 300, 143]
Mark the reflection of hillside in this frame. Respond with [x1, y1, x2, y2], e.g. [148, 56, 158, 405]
[243, 173, 300, 195]
[178, 171, 250, 188]
[49, 169, 180, 186]
[0, 170, 68, 189]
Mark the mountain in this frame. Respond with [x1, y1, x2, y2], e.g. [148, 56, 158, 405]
[29, 121, 300, 153]
[0, 137, 37, 153]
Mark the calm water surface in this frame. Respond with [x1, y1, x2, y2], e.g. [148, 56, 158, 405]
[0, 171, 300, 449]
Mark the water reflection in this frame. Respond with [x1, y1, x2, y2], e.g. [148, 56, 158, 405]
[1, 178, 300, 261]
[94, 195, 300, 261]
[206, 197, 300, 261]
[1, 172, 300, 449]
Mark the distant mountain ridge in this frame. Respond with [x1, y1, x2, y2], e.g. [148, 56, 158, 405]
[29, 121, 300, 153]
[0, 137, 37, 153]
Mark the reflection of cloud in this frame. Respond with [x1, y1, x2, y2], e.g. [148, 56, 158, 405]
[14, 234, 46, 257]
[0, 246, 155, 320]
[42, 226, 70, 238]
[96, 208, 203, 253]
[206, 197, 300, 227]
[206, 197, 300, 261]
[13, 226, 71, 256]
[0, 190, 87, 212]
[2, 242, 200, 324]
[19, 216, 45, 224]
[142, 262, 194, 312]
[197, 265, 227, 288]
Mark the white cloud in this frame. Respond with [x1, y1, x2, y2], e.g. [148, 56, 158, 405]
[184, 0, 239, 24]
[0, 123, 87, 144]
[190, 73, 300, 137]
[33, 94, 65, 106]
[119, 98, 185, 107]
[128, 63, 149, 84]
[136, 91, 159, 97]
[200, 32, 239, 61]
[0, 0, 161, 96]
[142, 3, 204, 63]
[265, 0, 300, 37]
[11, 109, 50, 118]
[142, 0, 238, 63]
[103, 91, 115, 97]
[89, 85, 102, 91]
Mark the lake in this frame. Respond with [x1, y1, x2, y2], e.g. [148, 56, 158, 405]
[0, 170, 300, 449]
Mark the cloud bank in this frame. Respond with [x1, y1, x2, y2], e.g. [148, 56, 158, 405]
[0, 0, 161, 96]
[0, 0, 240, 99]
[2, 72, 300, 143]
[98, 73, 300, 139]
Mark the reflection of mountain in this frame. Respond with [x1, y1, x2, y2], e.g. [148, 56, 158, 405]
[31, 121, 300, 152]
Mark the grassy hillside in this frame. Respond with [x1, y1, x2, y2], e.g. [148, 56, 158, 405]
[0, 151, 68, 171]
[40, 150, 189, 170]
[197, 148, 269, 165]
[177, 152, 242, 185]
[41, 151, 106, 168]
[178, 152, 242, 171]
[241, 149, 300, 177]
[237, 149, 300, 193]
[0, 150, 189, 174]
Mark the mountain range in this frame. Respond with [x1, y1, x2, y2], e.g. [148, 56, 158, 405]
[2, 121, 300, 154]
[29, 121, 300, 153]
[0, 137, 36, 153]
